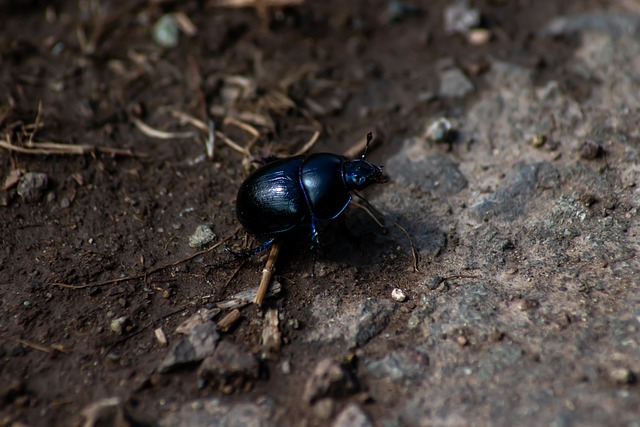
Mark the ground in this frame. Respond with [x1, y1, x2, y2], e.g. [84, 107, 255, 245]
[1, 1, 639, 426]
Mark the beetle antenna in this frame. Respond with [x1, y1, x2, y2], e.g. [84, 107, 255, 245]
[362, 132, 373, 160]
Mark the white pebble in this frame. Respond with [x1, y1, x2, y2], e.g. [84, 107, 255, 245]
[391, 288, 407, 302]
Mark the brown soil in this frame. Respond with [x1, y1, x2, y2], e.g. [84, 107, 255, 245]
[0, 1, 609, 425]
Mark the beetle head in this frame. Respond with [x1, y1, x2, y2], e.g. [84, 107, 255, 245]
[344, 160, 388, 191]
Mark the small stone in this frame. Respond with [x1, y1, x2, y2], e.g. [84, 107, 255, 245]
[17, 172, 48, 203]
[188, 224, 217, 248]
[79, 397, 127, 427]
[303, 358, 358, 404]
[153, 13, 179, 48]
[313, 398, 335, 420]
[530, 134, 547, 148]
[444, 0, 481, 35]
[516, 299, 539, 311]
[109, 316, 131, 336]
[424, 117, 454, 144]
[580, 140, 603, 160]
[609, 368, 636, 385]
[428, 276, 445, 290]
[332, 403, 373, 427]
[197, 341, 260, 391]
[456, 336, 468, 346]
[468, 28, 491, 45]
[159, 321, 220, 373]
[155, 327, 168, 346]
[391, 288, 407, 302]
[3, 169, 23, 191]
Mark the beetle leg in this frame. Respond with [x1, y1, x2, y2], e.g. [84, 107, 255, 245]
[225, 237, 276, 258]
[309, 218, 320, 247]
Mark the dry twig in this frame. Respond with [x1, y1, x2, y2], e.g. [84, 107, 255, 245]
[0, 332, 59, 354]
[217, 308, 241, 332]
[254, 241, 282, 306]
[52, 237, 231, 290]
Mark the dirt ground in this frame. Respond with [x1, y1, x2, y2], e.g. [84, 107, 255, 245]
[1, 1, 639, 426]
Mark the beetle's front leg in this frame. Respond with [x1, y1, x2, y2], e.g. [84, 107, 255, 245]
[309, 218, 320, 248]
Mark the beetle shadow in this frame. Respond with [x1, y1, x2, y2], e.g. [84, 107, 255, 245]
[306, 207, 442, 272]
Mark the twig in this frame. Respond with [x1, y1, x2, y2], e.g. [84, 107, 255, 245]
[51, 237, 231, 290]
[217, 308, 241, 332]
[0, 332, 56, 354]
[254, 241, 282, 306]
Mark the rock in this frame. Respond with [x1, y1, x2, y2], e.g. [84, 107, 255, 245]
[385, 140, 468, 196]
[468, 162, 548, 222]
[438, 67, 474, 98]
[332, 403, 373, 427]
[391, 288, 407, 302]
[159, 398, 270, 427]
[17, 172, 48, 203]
[303, 358, 358, 404]
[444, 0, 481, 35]
[197, 341, 259, 391]
[365, 349, 429, 381]
[159, 321, 220, 373]
[305, 296, 395, 347]
[153, 13, 179, 48]
[424, 117, 454, 144]
[312, 398, 335, 420]
[542, 11, 640, 38]
[580, 140, 603, 160]
[188, 224, 216, 248]
[175, 308, 221, 335]
[608, 367, 636, 385]
[110, 316, 132, 336]
[261, 308, 281, 352]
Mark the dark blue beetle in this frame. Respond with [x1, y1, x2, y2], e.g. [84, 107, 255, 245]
[235, 133, 387, 254]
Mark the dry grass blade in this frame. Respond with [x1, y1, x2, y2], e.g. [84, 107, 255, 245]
[131, 117, 197, 139]
[292, 129, 320, 156]
[206, 119, 215, 159]
[170, 110, 251, 156]
[0, 139, 145, 157]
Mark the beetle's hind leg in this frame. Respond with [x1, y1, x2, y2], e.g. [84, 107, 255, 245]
[225, 237, 276, 258]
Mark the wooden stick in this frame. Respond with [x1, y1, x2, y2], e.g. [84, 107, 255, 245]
[254, 241, 282, 306]
[217, 308, 241, 332]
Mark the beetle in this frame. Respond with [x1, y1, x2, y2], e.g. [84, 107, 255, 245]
[233, 132, 387, 256]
